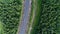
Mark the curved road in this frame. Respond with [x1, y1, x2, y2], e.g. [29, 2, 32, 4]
[18, 0, 31, 34]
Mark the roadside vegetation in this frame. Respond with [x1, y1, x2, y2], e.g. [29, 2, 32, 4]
[27, 0, 34, 34]
[30, 0, 42, 34]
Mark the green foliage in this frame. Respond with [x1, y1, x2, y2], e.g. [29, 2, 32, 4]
[31, 0, 60, 34]
[0, 21, 4, 34]
[0, 0, 22, 34]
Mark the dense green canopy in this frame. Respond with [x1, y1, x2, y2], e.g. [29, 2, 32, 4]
[30, 0, 60, 34]
[0, 0, 22, 34]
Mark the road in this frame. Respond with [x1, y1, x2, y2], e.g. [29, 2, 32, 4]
[19, 0, 31, 34]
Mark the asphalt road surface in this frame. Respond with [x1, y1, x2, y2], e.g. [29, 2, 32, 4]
[19, 0, 31, 34]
